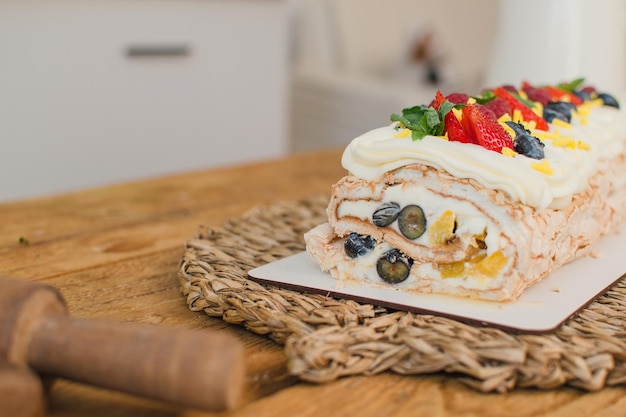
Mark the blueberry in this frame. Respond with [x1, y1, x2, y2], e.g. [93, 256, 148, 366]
[505, 121, 531, 137]
[372, 202, 401, 227]
[514, 134, 545, 160]
[505, 121, 545, 159]
[344, 233, 376, 258]
[397, 205, 427, 240]
[597, 92, 620, 109]
[376, 249, 413, 283]
[543, 101, 575, 123]
[573, 90, 592, 102]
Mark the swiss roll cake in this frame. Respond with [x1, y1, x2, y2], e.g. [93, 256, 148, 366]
[304, 80, 626, 301]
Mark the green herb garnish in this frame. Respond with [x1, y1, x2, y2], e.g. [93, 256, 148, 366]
[557, 77, 585, 92]
[472, 90, 495, 105]
[511, 91, 536, 108]
[391, 100, 457, 140]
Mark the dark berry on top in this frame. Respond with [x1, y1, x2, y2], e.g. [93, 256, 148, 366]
[597, 92, 620, 109]
[505, 121, 531, 137]
[505, 121, 545, 160]
[543, 101, 575, 123]
[514, 134, 545, 160]
[573, 90, 592, 102]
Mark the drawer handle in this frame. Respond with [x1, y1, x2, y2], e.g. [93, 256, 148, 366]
[125, 44, 191, 58]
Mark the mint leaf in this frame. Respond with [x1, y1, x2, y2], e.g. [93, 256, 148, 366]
[438, 100, 456, 118]
[390, 113, 412, 127]
[558, 77, 585, 92]
[511, 91, 535, 108]
[472, 90, 495, 105]
[391, 102, 455, 140]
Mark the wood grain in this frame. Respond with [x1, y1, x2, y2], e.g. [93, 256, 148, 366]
[1, 149, 624, 416]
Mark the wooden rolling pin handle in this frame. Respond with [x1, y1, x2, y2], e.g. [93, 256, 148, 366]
[0, 361, 45, 417]
[26, 312, 245, 412]
[27, 315, 244, 411]
[0, 277, 245, 412]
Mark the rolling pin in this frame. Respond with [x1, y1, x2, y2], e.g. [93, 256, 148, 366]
[0, 276, 245, 412]
[0, 361, 45, 417]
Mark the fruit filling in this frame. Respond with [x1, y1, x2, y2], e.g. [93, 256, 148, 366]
[341, 195, 506, 284]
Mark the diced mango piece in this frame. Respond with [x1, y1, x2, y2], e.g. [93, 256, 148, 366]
[394, 128, 411, 138]
[531, 160, 554, 175]
[501, 147, 518, 157]
[428, 210, 456, 245]
[440, 261, 465, 278]
[473, 250, 508, 278]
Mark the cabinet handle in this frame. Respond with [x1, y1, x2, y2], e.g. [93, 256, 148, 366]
[125, 44, 191, 58]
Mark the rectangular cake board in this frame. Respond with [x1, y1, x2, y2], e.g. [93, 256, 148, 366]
[248, 221, 626, 333]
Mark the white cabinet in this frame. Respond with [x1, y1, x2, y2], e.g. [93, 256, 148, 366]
[0, 0, 289, 201]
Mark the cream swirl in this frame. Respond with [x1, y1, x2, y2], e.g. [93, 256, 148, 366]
[341, 104, 626, 210]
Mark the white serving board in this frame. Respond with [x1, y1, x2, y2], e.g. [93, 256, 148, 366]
[248, 221, 626, 333]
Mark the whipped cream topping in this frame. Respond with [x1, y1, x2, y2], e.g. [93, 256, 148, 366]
[342, 104, 626, 210]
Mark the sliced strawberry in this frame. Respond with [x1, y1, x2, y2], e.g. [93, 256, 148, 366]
[444, 111, 474, 144]
[461, 104, 513, 153]
[430, 90, 446, 110]
[544, 85, 583, 105]
[493, 87, 549, 130]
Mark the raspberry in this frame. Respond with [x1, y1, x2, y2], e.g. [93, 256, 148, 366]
[523, 87, 551, 106]
[445, 93, 469, 105]
[501, 85, 518, 94]
[484, 97, 511, 118]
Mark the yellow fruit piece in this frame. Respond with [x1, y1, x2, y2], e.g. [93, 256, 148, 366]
[394, 128, 410, 138]
[501, 147, 517, 157]
[531, 160, 553, 175]
[551, 118, 572, 129]
[472, 250, 508, 278]
[428, 210, 456, 245]
[440, 261, 465, 279]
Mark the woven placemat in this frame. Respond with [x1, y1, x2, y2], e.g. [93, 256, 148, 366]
[177, 195, 626, 393]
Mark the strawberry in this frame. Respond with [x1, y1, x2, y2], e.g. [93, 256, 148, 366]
[430, 90, 473, 144]
[430, 90, 446, 110]
[461, 104, 513, 153]
[445, 110, 474, 144]
[544, 85, 583, 105]
[493, 87, 549, 130]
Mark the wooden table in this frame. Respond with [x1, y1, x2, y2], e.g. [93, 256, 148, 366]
[2, 149, 625, 416]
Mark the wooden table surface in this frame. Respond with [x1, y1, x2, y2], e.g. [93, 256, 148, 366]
[2, 149, 626, 417]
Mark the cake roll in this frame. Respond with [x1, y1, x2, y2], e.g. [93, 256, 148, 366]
[305, 80, 626, 301]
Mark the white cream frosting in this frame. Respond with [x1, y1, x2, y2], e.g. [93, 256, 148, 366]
[341, 103, 626, 210]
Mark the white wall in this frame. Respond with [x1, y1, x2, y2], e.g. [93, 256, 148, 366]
[0, 0, 289, 202]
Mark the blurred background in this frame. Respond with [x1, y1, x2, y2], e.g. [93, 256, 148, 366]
[1, 0, 625, 201]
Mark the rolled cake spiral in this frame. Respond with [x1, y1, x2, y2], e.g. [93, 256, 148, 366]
[305, 81, 626, 301]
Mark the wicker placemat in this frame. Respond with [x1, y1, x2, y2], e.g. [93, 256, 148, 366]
[177, 195, 626, 393]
